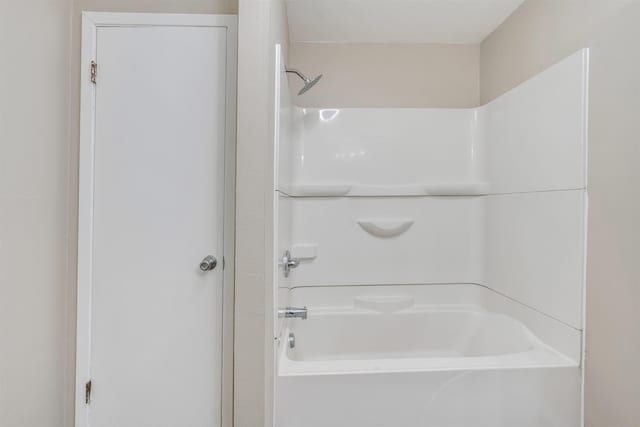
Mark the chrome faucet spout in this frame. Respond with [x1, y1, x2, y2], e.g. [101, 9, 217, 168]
[278, 306, 308, 320]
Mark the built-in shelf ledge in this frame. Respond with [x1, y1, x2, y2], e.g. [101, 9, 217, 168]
[279, 184, 352, 197]
[351, 184, 427, 196]
[278, 182, 489, 197]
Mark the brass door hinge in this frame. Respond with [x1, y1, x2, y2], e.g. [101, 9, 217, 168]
[85, 380, 92, 404]
[90, 61, 97, 84]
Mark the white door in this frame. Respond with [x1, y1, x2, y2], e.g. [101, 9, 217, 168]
[78, 19, 231, 427]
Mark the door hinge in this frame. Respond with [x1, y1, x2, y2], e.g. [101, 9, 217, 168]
[85, 380, 92, 404]
[90, 61, 97, 84]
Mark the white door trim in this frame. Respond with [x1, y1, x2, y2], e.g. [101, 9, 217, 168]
[76, 12, 237, 427]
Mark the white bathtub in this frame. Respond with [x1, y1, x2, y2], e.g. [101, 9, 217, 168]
[280, 308, 574, 376]
[276, 284, 582, 427]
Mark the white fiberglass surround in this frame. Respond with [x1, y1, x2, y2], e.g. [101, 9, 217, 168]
[274, 49, 588, 427]
[277, 49, 589, 330]
[278, 50, 587, 196]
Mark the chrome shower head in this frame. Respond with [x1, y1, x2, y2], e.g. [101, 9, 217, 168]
[285, 67, 323, 96]
[298, 73, 323, 95]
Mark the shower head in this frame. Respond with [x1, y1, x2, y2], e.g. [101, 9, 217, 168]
[298, 73, 323, 95]
[285, 67, 323, 96]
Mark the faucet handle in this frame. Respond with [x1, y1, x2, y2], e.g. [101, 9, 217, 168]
[288, 258, 300, 268]
[281, 250, 300, 278]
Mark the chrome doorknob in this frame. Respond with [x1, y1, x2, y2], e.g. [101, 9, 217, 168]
[199, 255, 217, 271]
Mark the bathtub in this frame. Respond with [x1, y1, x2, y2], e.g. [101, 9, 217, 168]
[276, 284, 582, 427]
[280, 307, 574, 376]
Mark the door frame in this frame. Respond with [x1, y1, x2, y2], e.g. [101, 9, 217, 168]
[76, 12, 237, 427]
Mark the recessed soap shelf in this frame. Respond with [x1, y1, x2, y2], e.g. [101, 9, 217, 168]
[353, 296, 415, 312]
[357, 219, 414, 238]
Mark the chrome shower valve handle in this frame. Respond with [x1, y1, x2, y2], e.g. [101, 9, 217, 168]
[280, 250, 300, 277]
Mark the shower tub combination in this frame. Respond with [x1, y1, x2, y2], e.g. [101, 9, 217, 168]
[273, 49, 588, 427]
[276, 285, 580, 427]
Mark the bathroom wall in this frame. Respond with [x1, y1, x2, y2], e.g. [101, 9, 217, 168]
[0, 2, 73, 426]
[481, 49, 588, 330]
[288, 42, 481, 107]
[235, 0, 290, 426]
[480, 2, 640, 425]
[1, 1, 237, 427]
[480, 0, 627, 104]
[74, 0, 236, 14]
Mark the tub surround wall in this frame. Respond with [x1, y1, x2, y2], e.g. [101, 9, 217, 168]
[280, 49, 586, 195]
[278, 49, 588, 332]
[485, 191, 586, 328]
[286, 197, 482, 285]
[480, 49, 588, 330]
[281, 108, 479, 191]
[481, 3, 640, 425]
[482, 48, 588, 194]
[286, 190, 586, 330]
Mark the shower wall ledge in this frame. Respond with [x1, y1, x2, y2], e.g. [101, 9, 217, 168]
[278, 182, 489, 197]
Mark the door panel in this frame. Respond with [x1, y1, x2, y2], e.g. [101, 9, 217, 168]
[89, 26, 226, 427]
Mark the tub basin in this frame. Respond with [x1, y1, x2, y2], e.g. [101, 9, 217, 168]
[280, 306, 575, 375]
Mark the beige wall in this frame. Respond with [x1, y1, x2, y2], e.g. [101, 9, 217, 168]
[289, 42, 480, 107]
[235, 0, 289, 426]
[74, 0, 236, 14]
[0, 2, 73, 426]
[1, 2, 237, 427]
[480, 0, 628, 104]
[481, 1, 640, 426]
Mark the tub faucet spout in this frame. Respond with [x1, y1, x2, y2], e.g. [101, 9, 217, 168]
[278, 306, 308, 320]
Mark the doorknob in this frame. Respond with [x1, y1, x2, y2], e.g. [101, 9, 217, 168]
[199, 255, 217, 271]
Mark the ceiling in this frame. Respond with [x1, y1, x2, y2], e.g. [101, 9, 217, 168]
[285, 0, 526, 44]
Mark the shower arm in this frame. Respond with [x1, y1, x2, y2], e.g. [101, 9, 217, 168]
[285, 67, 307, 81]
